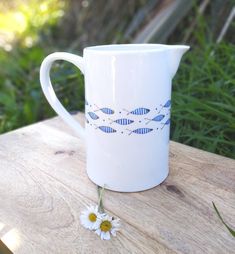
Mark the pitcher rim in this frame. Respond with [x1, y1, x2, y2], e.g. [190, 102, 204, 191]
[84, 44, 190, 54]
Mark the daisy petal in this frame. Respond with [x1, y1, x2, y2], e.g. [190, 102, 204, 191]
[103, 231, 111, 240]
[111, 229, 117, 236]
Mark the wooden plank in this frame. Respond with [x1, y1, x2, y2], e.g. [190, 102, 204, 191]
[217, 6, 235, 43]
[133, 0, 194, 43]
[0, 114, 234, 253]
[123, 0, 160, 41]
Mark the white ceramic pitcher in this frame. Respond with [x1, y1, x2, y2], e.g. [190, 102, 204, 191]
[40, 44, 189, 192]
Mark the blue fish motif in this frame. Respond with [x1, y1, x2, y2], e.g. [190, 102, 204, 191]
[157, 100, 171, 113]
[96, 126, 117, 133]
[110, 118, 134, 125]
[164, 100, 171, 108]
[127, 128, 153, 135]
[95, 107, 114, 114]
[145, 114, 165, 124]
[161, 118, 171, 129]
[124, 108, 150, 115]
[87, 112, 99, 120]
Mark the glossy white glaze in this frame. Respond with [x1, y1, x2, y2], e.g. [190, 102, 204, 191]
[40, 44, 189, 192]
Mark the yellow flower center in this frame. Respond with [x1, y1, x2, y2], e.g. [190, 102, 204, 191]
[88, 213, 97, 222]
[100, 220, 112, 232]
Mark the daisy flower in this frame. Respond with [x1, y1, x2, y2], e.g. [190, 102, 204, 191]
[95, 214, 120, 240]
[80, 205, 101, 230]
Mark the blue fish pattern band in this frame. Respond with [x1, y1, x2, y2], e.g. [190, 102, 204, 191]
[85, 101, 171, 135]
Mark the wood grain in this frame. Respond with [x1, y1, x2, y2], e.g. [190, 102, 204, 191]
[0, 113, 234, 254]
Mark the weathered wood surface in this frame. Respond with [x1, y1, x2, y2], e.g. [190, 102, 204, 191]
[0, 114, 234, 254]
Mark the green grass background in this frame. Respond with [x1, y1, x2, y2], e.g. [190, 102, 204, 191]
[0, 1, 234, 158]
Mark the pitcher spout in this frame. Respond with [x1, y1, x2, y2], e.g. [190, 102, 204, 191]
[167, 45, 190, 78]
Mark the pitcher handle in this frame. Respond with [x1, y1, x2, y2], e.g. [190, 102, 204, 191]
[40, 52, 85, 140]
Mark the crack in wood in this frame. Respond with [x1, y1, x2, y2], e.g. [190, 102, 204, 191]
[166, 184, 184, 197]
[54, 150, 75, 156]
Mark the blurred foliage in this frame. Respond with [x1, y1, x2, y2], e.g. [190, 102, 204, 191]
[0, 45, 84, 131]
[0, 0, 65, 48]
[0, 0, 234, 159]
[0, 0, 82, 131]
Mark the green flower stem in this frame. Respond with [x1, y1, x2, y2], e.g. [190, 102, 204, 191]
[97, 185, 105, 213]
[212, 202, 235, 237]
